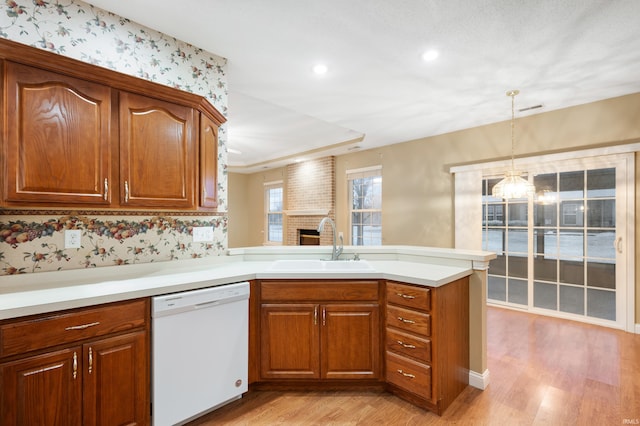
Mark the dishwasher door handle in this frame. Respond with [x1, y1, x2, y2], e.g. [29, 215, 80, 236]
[195, 300, 220, 308]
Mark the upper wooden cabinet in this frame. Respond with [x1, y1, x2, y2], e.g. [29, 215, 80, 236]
[0, 38, 225, 211]
[199, 112, 219, 209]
[119, 92, 197, 209]
[4, 62, 114, 206]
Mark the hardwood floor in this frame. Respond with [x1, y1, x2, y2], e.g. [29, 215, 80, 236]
[188, 306, 640, 425]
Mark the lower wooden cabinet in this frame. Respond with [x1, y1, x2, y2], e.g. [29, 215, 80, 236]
[258, 280, 381, 382]
[0, 299, 149, 426]
[384, 278, 469, 415]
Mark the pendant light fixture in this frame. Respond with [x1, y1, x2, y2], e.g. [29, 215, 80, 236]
[491, 89, 536, 199]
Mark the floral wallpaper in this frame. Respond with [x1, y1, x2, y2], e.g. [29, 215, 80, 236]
[0, 0, 230, 276]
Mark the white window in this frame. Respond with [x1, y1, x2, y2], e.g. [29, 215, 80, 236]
[264, 181, 283, 244]
[347, 166, 382, 245]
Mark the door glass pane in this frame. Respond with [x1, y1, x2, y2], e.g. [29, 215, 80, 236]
[559, 259, 584, 285]
[484, 229, 505, 254]
[587, 168, 615, 198]
[489, 254, 506, 276]
[488, 276, 506, 302]
[534, 281, 557, 310]
[587, 200, 615, 227]
[534, 203, 557, 226]
[534, 256, 557, 282]
[587, 288, 615, 320]
[508, 278, 527, 305]
[586, 261, 615, 289]
[559, 171, 584, 200]
[508, 203, 527, 225]
[559, 230, 583, 257]
[559, 285, 584, 315]
[508, 255, 527, 278]
[507, 229, 527, 253]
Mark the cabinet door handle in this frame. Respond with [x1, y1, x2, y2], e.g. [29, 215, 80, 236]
[397, 369, 415, 379]
[322, 307, 326, 326]
[88, 347, 93, 374]
[396, 340, 416, 349]
[103, 178, 109, 201]
[65, 321, 100, 331]
[124, 181, 129, 203]
[397, 316, 416, 324]
[396, 293, 415, 299]
[73, 351, 78, 379]
[314, 306, 318, 326]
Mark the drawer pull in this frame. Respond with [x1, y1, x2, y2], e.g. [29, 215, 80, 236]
[88, 347, 93, 374]
[396, 293, 416, 299]
[397, 316, 416, 324]
[73, 352, 78, 379]
[397, 369, 415, 379]
[65, 321, 100, 331]
[396, 340, 416, 349]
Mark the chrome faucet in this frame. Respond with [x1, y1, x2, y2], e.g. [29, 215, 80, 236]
[317, 217, 343, 260]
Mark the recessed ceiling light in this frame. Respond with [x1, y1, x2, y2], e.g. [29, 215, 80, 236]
[312, 64, 328, 75]
[422, 49, 439, 62]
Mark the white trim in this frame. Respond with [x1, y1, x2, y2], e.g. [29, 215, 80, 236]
[263, 180, 283, 187]
[635, 323, 640, 334]
[345, 165, 382, 175]
[468, 369, 490, 390]
[449, 142, 640, 174]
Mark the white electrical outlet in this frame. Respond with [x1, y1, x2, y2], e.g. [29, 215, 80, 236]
[64, 229, 82, 249]
[192, 226, 214, 242]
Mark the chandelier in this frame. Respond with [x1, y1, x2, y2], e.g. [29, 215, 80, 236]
[491, 90, 536, 199]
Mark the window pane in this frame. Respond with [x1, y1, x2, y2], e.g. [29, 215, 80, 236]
[534, 203, 557, 227]
[559, 230, 583, 257]
[534, 281, 557, 310]
[508, 278, 527, 305]
[586, 261, 615, 289]
[483, 228, 505, 254]
[559, 171, 584, 200]
[268, 187, 282, 212]
[586, 230, 615, 260]
[587, 168, 615, 198]
[489, 254, 506, 276]
[534, 256, 557, 282]
[267, 213, 282, 242]
[507, 229, 527, 253]
[534, 229, 557, 257]
[587, 200, 615, 227]
[560, 201, 584, 227]
[488, 276, 506, 301]
[508, 203, 527, 225]
[587, 288, 615, 320]
[559, 259, 584, 285]
[508, 255, 527, 278]
[559, 285, 584, 315]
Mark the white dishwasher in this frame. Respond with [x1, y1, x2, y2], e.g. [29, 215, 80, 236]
[152, 281, 249, 426]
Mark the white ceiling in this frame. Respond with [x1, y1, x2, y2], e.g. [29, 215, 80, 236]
[89, 0, 640, 173]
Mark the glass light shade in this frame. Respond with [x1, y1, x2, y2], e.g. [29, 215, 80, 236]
[492, 170, 536, 199]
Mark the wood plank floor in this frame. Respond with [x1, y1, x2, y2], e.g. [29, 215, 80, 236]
[188, 306, 640, 425]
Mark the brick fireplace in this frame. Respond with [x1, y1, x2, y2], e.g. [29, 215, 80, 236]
[285, 157, 335, 246]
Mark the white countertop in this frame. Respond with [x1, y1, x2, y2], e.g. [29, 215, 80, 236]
[0, 245, 495, 320]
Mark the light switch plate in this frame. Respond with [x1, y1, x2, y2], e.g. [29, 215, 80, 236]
[192, 226, 214, 242]
[64, 229, 82, 249]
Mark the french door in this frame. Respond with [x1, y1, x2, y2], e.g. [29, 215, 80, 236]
[482, 153, 633, 330]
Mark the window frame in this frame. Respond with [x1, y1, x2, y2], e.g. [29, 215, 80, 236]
[347, 165, 382, 246]
[264, 180, 284, 245]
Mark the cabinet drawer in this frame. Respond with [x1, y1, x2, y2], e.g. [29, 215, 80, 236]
[0, 299, 147, 358]
[386, 327, 431, 363]
[260, 281, 379, 302]
[386, 351, 431, 400]
[386, 281, 431, 311]
[386, 305, 431, 336]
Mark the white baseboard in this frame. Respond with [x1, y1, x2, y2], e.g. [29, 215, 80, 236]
[635, 323, 640, 334]
[468, 369, 490, 390]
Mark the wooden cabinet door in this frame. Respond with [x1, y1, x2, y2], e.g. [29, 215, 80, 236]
[4, 62, 112, 206]
[199, 112, 218, 209]
[83, 331, 148, 426]
[260, 304, 320, 379]
[0, 347, 82, 426]
[321, 304, 380, 379]
[119, 91, 196, 208]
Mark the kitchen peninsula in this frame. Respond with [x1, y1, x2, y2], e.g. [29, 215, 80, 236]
[0, 245, 495, 421]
